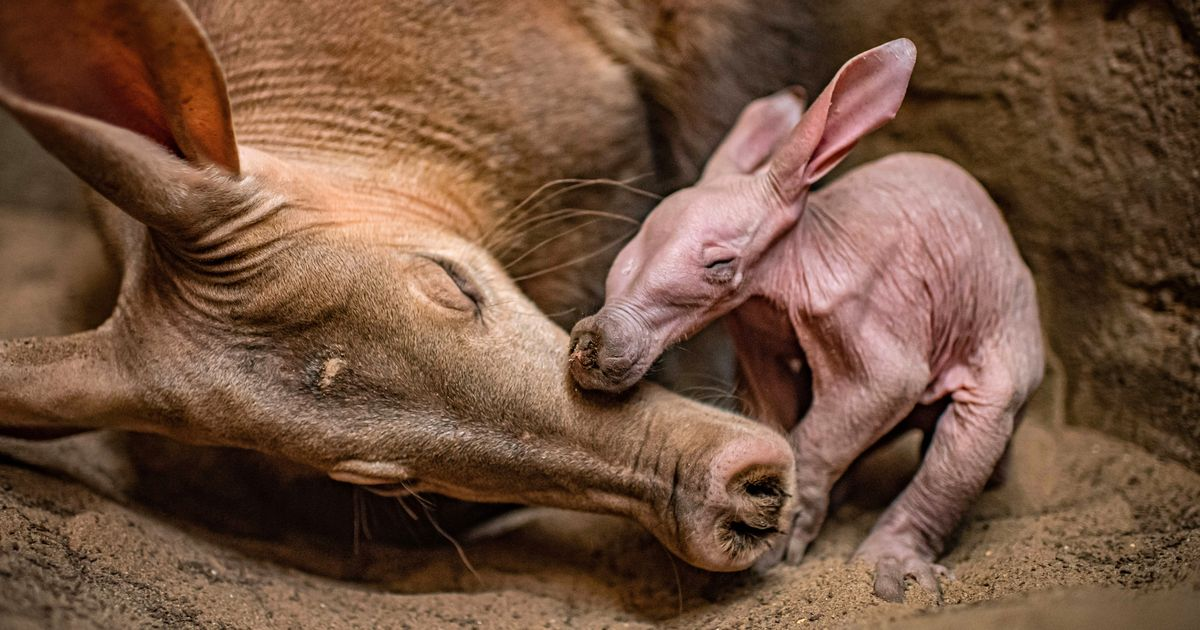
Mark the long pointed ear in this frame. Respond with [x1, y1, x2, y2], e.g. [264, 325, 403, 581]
[0, 0, 239, 232]
[768, 38, 916, 202]
[0, 325, 144, 435]
[701, 87, 806, 182]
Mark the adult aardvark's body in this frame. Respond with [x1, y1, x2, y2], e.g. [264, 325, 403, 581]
[0, 0, 818, 570]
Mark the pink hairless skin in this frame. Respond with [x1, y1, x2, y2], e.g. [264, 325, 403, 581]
[568, 39, 1044, 602]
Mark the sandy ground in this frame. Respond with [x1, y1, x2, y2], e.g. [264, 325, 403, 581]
[1, 206, 1198, 628]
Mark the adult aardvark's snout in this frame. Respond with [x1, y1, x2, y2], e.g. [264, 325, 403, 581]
[584, 384, 796, 571]
[686, 431, 796, 569]
[568, 308, 656, 393]
[567, 307, 796, 570]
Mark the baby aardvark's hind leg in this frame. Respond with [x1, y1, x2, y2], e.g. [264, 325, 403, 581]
[754, 331, 931, 570]
[855, 361, 1023, 603]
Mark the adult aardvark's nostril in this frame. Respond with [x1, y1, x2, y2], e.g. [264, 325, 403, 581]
[703, 436, 796, 569]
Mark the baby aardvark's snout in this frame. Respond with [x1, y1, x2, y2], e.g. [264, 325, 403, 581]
[568, 312, 649, 393]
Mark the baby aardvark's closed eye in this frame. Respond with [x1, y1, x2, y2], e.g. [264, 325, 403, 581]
[702, 248, 739, 283]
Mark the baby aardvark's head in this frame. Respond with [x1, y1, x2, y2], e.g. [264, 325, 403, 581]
[569, 39, 916, 393]
[568, 172, 786, 392]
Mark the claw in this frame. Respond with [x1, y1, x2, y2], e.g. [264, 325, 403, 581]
[862, 553, 948, 604]
[784, 529, 813, 565]
[872, 557, 907, 602]
[911, 563, 942, 601]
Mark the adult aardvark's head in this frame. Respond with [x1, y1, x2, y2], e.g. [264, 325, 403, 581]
[0, 0, 795, 570]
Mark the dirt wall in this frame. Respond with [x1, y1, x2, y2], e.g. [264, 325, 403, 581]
[803, 0, 1200, 468]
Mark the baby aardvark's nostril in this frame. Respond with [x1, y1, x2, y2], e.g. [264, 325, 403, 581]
[569, 329, 600, 369]
[568, 319, 639, 393]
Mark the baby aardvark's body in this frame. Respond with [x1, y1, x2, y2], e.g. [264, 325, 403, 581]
[736, 152, 1044, 598]
[568, 40, 1044, 601]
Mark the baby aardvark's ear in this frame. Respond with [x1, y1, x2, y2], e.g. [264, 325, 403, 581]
[701, 87, 807, 182]
[768, 38, 916, 203]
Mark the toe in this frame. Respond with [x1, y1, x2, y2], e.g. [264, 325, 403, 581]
[866, 555, 950, 604]
[908, 560, 943, 604]
[872, 557, 907, 603]
[783, 531, 809, 565]
[752, 538, 787, 573]
[933, 563, 955, 581]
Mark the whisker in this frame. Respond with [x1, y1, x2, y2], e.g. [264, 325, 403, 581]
[352, 488, 365, 557]
[511, 228, 638, 282]
[494, 180, 656, 242]
[503, 218, 604, 271]
[507, 207, 642, 234]
[492, 208, 640, 266]
[678, 385, 748, 409]
[386, 495, 422, 542]
[397, 479, 433, 507]
[422, 503, 483, 586]
[488, 301, 580, 321]
[362, 495, 376, 542]
[482, 173, 658, 251]
[542, 307, 579, 319]
[395, 495, 418, 520]
[660, 542, 685, 616]
[478, 178, 584, 248]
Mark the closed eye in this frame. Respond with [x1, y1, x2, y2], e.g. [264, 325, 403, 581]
[703, 257, 737, 283]
[429, 257, 483, 312]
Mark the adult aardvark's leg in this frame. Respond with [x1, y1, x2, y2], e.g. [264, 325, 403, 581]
[855, 360, 1019, 603]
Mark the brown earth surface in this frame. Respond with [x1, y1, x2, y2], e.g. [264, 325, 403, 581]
[2, 3, 1198, 625]
[1, 405, 1197, 628]
[1, 208, 1198, 628]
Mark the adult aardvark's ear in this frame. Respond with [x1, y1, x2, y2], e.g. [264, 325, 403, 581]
[0, 0, 239, 233]
[768, 38, 916, 203]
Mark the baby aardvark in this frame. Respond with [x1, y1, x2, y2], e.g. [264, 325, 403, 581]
[568, 39, 1043, 602]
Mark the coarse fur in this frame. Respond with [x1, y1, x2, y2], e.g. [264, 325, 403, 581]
[0, 0, 823, 571]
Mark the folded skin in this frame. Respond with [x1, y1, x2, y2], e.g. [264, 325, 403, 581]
[569, 38, 1044, 601]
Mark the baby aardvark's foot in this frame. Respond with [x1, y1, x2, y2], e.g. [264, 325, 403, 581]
[855, 536, 954, 603]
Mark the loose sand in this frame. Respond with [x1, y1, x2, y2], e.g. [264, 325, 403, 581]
[1, 208, 1198, 628]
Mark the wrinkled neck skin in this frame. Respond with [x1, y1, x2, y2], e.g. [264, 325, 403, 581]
[739, 181, 809, 300]
[742, 202, 811, 312]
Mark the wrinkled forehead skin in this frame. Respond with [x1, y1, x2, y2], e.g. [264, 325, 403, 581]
[163, 152, 599, 487]
[607, 174, 775, 302]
